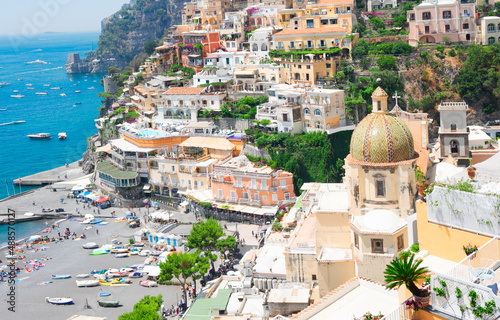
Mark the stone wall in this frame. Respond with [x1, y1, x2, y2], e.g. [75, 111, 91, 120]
[198, 118, 250, 130]
[241, 144, 272, 160]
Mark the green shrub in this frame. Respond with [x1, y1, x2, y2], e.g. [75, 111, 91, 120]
[369, 17, 385, 30]
[420, 51, 428, 58]
[436, 45, 445, 53]
[448, 49, 456, 57]
[377, 55, 397, 71]
[483, 104, 497, 114]
[410, 244, 420, 253]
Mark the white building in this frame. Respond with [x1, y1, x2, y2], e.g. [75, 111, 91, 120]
[368, 0, 397, 11]
[154, 87, 225, 129]
[204, 50, 256, 69]
[193, 68, 233, 86]
[248, 27, 277, 58]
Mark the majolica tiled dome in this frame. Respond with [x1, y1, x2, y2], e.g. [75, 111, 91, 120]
[350, 113, 414, 163]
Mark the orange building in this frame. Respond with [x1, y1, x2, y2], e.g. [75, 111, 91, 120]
[211, 155, 296, 207]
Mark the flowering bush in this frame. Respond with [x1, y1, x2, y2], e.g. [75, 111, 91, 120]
[355, 312, 384, 320]
[463, 243, 478, 255]
[405, 298, 422, 311]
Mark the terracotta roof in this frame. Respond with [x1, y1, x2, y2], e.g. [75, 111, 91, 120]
[162, 87, 206, 95]
[273, 26, 346, 37]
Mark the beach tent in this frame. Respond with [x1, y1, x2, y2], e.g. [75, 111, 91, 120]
[96, 197, 109, 203]
[86, 194, 100, 201]
[80, 191, 91, 198]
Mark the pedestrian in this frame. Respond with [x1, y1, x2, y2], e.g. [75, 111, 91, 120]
[32, 201, 35, 206]
[96, 229, 99, 235]
[251, 231, 254, 236]
[93, 209, 95, 214]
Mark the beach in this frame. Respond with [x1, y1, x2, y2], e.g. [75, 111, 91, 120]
[0, 163, 195, 319]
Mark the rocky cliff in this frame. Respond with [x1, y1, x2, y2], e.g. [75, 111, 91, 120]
[67, 0, 183, 74]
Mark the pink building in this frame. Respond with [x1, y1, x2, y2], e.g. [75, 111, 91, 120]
[211, 156, 296, 207]
[407, 0, 476, 46]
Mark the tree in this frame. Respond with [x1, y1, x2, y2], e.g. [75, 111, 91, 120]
[384, 255, 430, 297]
[191, 251, 211, 296]
[345, 93, 366, 124]
[377, 55, 397, 71]
[215, 235, 237, 260]
[159, 253, 197, 308]
[369, 17, 385, 30]
[119, 294, 163, 320]
[186, 218, 225, 271]
[144, 40, 158, 55]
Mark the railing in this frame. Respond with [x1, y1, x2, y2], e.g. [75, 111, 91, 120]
[233, 183, 244, 188]
[137, 168, 148, 173]
[260, 186, 269, 191]
[380, 295, 417, 320]
[238, 198, 250, 204]
[192, 173, 206, 177]
[227, 197, 238, 203]
[246, 184, 259, 191]
[270, 187, 278, 192]
[167, 182, 177, 187]
[214, 195, 225, 201]
[250, 200, 262, 206]
[280, 186, 288, 191]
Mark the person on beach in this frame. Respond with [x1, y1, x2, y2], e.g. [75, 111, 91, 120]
[32, 201, 35, 206]
[96, 229, 99, 235]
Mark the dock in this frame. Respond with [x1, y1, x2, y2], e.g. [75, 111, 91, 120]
[13, 160, 81, 186]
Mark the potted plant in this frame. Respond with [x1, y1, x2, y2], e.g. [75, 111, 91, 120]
[463, 243, 478, 259]
[415, 167, 429, 199]
[405, 298, 422, 320]
[384, 255, 431, 308]
[467, 158, 476, 179]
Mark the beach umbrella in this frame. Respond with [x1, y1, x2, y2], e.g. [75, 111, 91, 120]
[60, 198, 64, 202]
[153, 202, 158, 206]
[143, 199, 149, 204]
[27, 235, 41, 242]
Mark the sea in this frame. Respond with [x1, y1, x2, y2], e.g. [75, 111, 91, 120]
[0, 32, 104, 247]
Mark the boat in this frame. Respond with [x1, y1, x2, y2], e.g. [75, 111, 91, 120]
[13, 120, 26, 124]
[139, 280, 158, 287]
[27, 133, 51, 139]
[27, 87, 34, 90]
[26, 60, 48, 65]
[99, 292, 111, 297]
[139, 250, 150, 257]
[50, 87, 61, 90]
[13, 90, 18, 93]
[110, 247, 129, 254]
[87, 86, 95, 90]
[17, 78, 23, 81]
[132, 243, 144, 247]
[90, 249, 109, 255]
[75, 274, 89, 278]
[58, 132, 67, 140]
[98, 300, 120, 308]
[76, 280, 100, 287]
[43, 84, 50, 86]
[60, 93, 66, 97]
[46, 297, 73, 305]
[115, 253, 129, 258]
[52, 274, 71, 279]
[26, 83, 33, 86]
[82, 242, 99, 249]
[0, 82, 10, 86]
[74, 102, 82, 105]
[128, 271, 143, 278]
[0, 109, 6, 111]
[10, 95, 24, 98]
[0, 122, 14, 126]
[36, 92, 48, 95]
[75, 90, 81, 93]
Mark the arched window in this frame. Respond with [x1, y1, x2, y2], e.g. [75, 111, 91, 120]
[314, 109, 322, 116]
[451, 123, 457, 131]
[498, 23, 500, 31]
[305, 120, 310, 127]
[327, 123, 331, 129]
[489, 37, 495, 45]
[315, 121, 321, 129]
[261, 43, 268, 51]
[488, 24, 495, 33]
[450, 140, 459, 154]
[252, 43, 258, 51]
[165, 110, 172, 117]
[303, 108, 311, 115]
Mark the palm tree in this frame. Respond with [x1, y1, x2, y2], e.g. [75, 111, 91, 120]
[384, 255, 430, 297]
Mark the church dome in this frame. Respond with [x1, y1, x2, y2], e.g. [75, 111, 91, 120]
[350, 113, 414, 163]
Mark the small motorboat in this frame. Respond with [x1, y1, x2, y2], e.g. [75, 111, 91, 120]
[150, 251, 162, 256]
[27, 87, 34, 90]
[52, 275, 71, 279]
[82, 242, 99, 249]
[138, 250, 150, 257]
[132, 243, 144, 247]
[88, 86, 95, 90]
[140, 280, 158, 287]
[98, 300, 120, 308]
[60, 93, 66, 97]
[13, 120, 26, 124]
[75, 90, 81, 93]
[26, 83, 33, 86]
[28, 133, 51, 140]
[115, 253, 129, 258]
[99, 292, 111, 297]
[75, 274, 90, 278]
[13, 90, 18, 92]
[46, 297, 73, 305]
[50, 87, 61, 90]
[58, 132, 67, 140]
[120, 267, 133, 273]
[76, 280, 100, 287]
[10, 94, 24, 98]
[36, 92, 48, 95]
[26, 60, 48, 65]
[111, 247, 129, 254]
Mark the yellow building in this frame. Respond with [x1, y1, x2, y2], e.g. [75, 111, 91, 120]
[277, 57, 340, 85]
[280, 0, 354, 31]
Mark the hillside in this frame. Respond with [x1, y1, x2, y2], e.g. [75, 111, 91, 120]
[91, 0, 184, 69]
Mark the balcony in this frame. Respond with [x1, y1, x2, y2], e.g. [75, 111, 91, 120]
[167, 182, 177, 188]
[137, 168, 148, 173]
[234, 183, 244, 189]
[260, 186, 269, 191]
[192, 172, 206, 177]
[238, 198, 250, 204]
[270, 187, 278, 192]
[227, 197, 238, 203]
[280, 186, 288, 191]
[214, 195, 225, 201]
[246, 184, 259, 191]
[250, 200, 262, 206]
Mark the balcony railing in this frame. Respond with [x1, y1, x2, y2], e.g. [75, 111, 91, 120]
[270, 187, 278, 192]
[214, 195, 225, 201]
[192, 173, 206, 177]
[280, 186, 288, 191]
[250, 200, 262, 206]
[238, 198, 250, 204]
[234, 183, 244, 188]
[137, 168, 148, 173]
[227, 197, 238, 203]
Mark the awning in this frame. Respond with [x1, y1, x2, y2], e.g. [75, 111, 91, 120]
[143, 184, 152, 194]
[96, 197, 109, 203]
[179, 201, 189, 207]
[96, 144, 111, 154]
[72, 185, 85, 191]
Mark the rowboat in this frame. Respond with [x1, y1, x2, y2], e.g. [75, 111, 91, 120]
[140, 280, 158, 287]
[76, 280, 100, 287]
[132, 243, 144, 247]
[115, 253, 129, 258]
[128, 271, 143, 278]
[98, 300, 120, 308]
[90, 249, 109, 255]
[110, 248, 129, 253]
[76, 274, 90, 278]
[99, 292, 111, 297]
[52, 275, 71, 279]
[46, 297, 73, 305]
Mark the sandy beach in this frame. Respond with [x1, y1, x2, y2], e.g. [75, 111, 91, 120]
[0, 164, 192, 319]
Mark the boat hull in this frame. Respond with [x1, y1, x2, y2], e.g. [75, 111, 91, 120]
[98, 300, 120, 307]
[46, 297, 73, 305]
[76, 280, 100, 287]
[52, 275, 71, 279]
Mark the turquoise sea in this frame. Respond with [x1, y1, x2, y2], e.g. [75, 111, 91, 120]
[0, 32, 104, 246]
